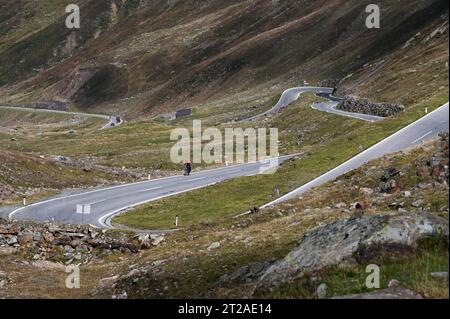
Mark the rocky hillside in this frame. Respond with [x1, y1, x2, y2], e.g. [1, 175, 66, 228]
[336, 96, 405, 117]
[1, 134, 447, 299]
[0, 0, 448, 118]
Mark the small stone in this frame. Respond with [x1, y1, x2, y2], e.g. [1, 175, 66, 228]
[100, 275, 120, 286]
[332, 202, 347, 209]
[402, 191, 412, 197]
[360, 188, 374, 196]
[113, 291, 128, 300]
[152, 236, 165, 246]
[207, 242, 221, 251]
[411, 200, 424, 208]
[18, 234, 33, 245]
[6, 236, 18, 245]
[126, 269, 141, 278]
[64, 252, 74, 260]
[430, 272, 448, 279]
[243, 237, 254, 244]
[417, 183, 432, 190]
[389, 202, 404, 209]
[388, 279, 400, 288]
[316, 283, 328, 299]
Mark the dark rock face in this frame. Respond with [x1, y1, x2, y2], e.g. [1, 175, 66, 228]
[337, 96, 404, 117]
[255, 213, 448, 293]
[73, 64, 129, 107]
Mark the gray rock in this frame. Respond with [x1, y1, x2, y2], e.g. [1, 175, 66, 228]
[332, 202, 347, 209]
[112, 291, 128, 300]
[207, 242, 221, 251]
[402, 191, 412, 197]
[411, 200, 424, 208]
[152, 236, 165, 246]
[316, 283, 328, 299]
[430, 272, 448, 279]
[360, 188, 374, 196]
[388, 279, 400, 288]
[256, 213, 448, 292]
[6, 236, 18, 245]
[332, 288, 423, 299]
[417, 183, 432, 190]
[100, 275, 120, 287]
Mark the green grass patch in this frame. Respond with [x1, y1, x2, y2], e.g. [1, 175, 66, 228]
[264, 239, 449, 299]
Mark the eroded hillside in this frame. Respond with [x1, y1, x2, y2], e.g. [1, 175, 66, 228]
[0, 0, 448, 118]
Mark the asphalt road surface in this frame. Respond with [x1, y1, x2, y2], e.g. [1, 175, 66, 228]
[262, 102, 449, 207]
[0, 105, 121, 129]
[311, 93, 384, 122]
[9, 155, 296, 228]
[245, 87, 335, 121]
[244, 87, 385, 122]
[5, 97, 449, 229]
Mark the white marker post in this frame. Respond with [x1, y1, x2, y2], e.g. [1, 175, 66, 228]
[76, 204, 91, 224]
[23, 197, 27, 206]
[175, 215, 179, 227]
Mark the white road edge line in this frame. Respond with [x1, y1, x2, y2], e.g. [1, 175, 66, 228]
[188, 177, 207, 182]
[99, 156, 299, 228]
[138, 186, 163, 193]
[411, 131, 433, 144]
[98, 182, 219, 228]
[7, 156, 291, 220]
[8, 154, 296, 222]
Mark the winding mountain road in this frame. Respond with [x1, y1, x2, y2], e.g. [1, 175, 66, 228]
[311, 93, 384, 122]
[245, 87, 334, 121]
[9, 155, 295, 228]
[263, 102, 449, 207]
[0, 105, 121, 129]
[5, 90, 449, 229]
[245, 87, 384, 122]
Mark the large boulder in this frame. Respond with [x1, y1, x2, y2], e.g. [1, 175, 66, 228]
[256, 213, 448, 292]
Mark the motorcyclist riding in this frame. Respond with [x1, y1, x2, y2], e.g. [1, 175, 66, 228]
[184, 162, 192, 176]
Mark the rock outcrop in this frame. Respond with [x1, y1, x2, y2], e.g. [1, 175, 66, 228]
[414, 132, 449, 183]
[0, 219, 163, 263]
[256, 213, 448, 292]
[337, 96, 404, 117]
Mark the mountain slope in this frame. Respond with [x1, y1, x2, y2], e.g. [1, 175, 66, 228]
[0, 0, 448, 119]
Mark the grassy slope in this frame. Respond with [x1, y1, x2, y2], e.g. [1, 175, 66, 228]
[0, 0, 447, 212]
[0, 149, 117, 205]
[113, 88, 448, 229]
[113, 9, 449, 228]
[3, 136, 447, 299]
[0, 0, 447, 119]
[114, 137, 448, 299]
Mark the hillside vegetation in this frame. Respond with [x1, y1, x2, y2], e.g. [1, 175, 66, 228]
[1, 136, 447, 299]
[0, 0, 448, 119]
